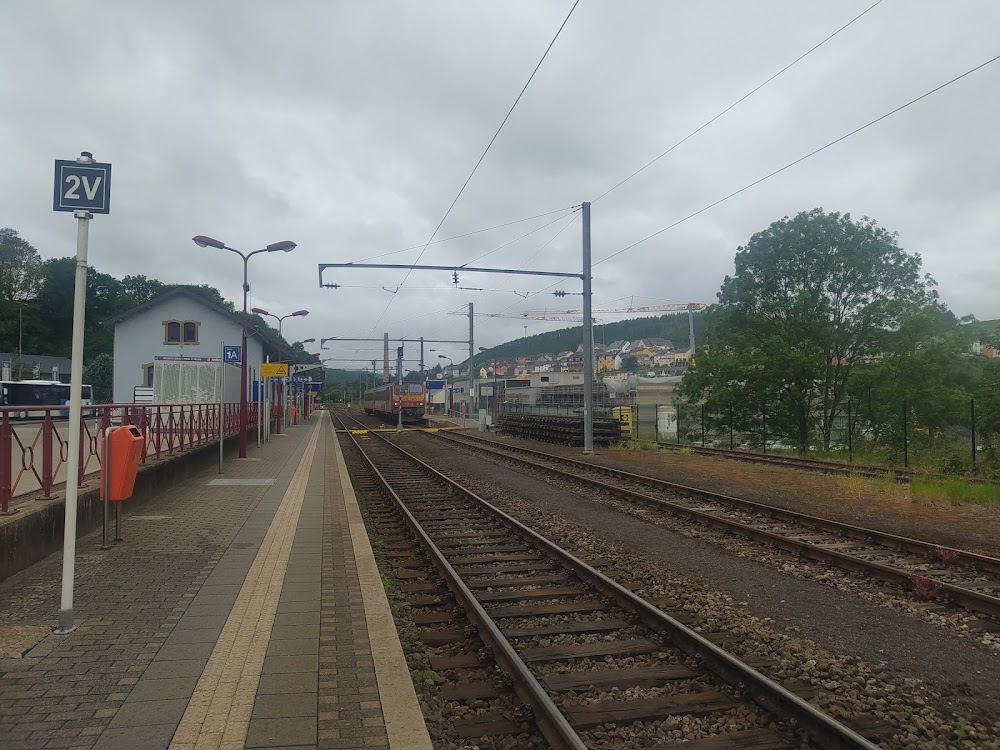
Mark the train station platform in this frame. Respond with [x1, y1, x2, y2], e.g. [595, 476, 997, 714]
[0, 412, 433, 750]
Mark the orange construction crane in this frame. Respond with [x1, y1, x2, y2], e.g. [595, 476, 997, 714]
[517, 302, 705, 317]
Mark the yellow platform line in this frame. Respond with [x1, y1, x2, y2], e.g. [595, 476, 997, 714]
[168, 421, 321, 750]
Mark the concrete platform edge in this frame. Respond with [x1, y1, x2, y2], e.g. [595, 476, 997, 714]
[329, 415, 434, 750]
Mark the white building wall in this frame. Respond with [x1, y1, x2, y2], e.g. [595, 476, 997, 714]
[112, 297, 264, 403]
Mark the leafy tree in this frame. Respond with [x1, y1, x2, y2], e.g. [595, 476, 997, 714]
[621, 354, 639, 372]
[120, 275, 168, 309]
[34, 258, 123, 359]
[84, 353, 114, 403]
[679, 209, 950, 450]
[0, 228, 43, 301]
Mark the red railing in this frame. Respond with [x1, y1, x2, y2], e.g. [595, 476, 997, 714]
[0, 401, 259, 515]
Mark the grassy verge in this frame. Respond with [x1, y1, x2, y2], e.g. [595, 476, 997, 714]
[909, 477, 1000, 506]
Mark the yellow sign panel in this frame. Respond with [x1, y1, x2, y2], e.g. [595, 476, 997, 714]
[261, 363, 289, 377]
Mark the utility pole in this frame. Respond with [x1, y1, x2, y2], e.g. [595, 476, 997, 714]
[582, 202, 594, 454]
[688, 303, 696, 355]
[468, 302, 474, 423]
[383, 333, 389, 383]
[420, 337, 425, 378]
[396, 345, 403, 432]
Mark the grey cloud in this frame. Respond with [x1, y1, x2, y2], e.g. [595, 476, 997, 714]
[2, 0, 998, 368]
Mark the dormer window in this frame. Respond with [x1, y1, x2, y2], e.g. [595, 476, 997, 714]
[164, 320, 200, 345]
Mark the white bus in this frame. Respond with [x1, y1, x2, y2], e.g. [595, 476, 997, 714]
[0, 380, 94, 420]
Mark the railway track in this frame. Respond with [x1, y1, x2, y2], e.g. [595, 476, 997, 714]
[432, 431, 1000, 621]
[656, 442, 911, 482]
[333, 411, 883, 749]
[652, 440, 995, 486]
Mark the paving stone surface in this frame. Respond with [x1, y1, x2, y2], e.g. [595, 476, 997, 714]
[0, 414, 428, 750]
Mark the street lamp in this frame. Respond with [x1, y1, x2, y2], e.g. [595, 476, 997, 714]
[437, 354, 453, 415]
[479, 346, 499, 426]
[192, 235, 296, 457]
[297, 338, 316, 419]
[251, 307, 309, 433]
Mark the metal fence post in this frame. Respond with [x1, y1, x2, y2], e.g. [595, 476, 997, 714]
[676, 403, 681, 445]
[762, 408, 767, 454]
[971, 398, 977, 472]
[654, 403, 659, 442]
[902, 399, 909, 468]
[0, 412, 12, 515]
[41, 412, 55, 499]
[729, 403, 734, 450]
[701, 403, 706, 447]
[847, 398, 853, 463]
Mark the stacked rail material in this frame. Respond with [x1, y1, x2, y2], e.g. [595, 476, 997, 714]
[498, 414, 621, 446]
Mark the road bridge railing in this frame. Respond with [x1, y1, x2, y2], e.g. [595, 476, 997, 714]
[0, 402, 258, 513]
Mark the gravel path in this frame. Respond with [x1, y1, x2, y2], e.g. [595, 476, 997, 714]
[401, 431, 1000, 745]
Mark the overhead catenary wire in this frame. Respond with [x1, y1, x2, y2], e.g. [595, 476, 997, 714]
[408, 1, 888, 335]
[591, 0, 887, 204]
[461, 206, 581, 266]
[360, 0, 582, 345]
[597, 52, 1000, 266]
[469, 51, 1000, 311]
[351, 205, 580, 263]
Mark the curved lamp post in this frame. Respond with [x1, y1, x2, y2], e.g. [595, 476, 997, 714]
[297, 338, 316, 419]
[250, 307, 309, 432]
[192, 235, 296, 458]
[479, 346, 499, 426]
[437, 354, 453, 414]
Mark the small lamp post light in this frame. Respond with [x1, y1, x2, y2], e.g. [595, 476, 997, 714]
[479, 346, 499, 427]
[437, 354, 454, 414]
[251, 307, 309, 432]
[192, 235, 296, 457]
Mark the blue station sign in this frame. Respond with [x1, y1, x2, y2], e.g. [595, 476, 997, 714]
[53, 158, 112, 213]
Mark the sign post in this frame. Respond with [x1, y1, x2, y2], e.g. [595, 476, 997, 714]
[396, 345, 404, 433]
[54, 152, 111, 635]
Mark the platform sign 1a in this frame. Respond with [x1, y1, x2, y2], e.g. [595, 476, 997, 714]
[53, 159, 112, 213]
[223, 345, 242, 364]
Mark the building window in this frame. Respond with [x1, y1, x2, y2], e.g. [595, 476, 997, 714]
[164, 320, 200, 345]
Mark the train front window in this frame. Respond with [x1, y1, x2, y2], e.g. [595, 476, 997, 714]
[407, 384, 423, 394]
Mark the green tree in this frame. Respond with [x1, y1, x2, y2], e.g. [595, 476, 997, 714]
[84, 353, 114, 403]
[621, 354, 639, 372]
[120, 275, 168, 309]
[679, 209, 950, 450]
[34, 258, 123, 359]
[0, 228, 43, 301]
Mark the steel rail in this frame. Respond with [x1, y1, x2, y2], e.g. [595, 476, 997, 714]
[336, 413, 882, 750]
[435, 431, 1000, 617]
[657, 441, 996, 486]
[658, 441, 909, 478]
[333, 413, 587, 750]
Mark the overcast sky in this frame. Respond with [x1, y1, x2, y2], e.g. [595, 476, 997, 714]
[2, 1, 998, 368]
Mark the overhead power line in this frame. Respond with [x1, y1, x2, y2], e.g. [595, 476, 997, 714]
[592, 0, 887, 204]
[352, 206, 579, 263]
[355, 0, 581, 351]
[597, 52, 1000, 266]
[398, 0, 581, 283]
